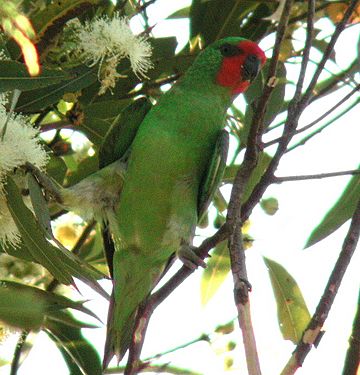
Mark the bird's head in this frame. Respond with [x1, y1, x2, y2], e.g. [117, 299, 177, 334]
[188, 37, 266, 96]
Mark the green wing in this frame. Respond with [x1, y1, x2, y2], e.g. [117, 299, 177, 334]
[198, 129, 229, 223]
[99, 97, 152, 168]
[98, 97, 152, 276]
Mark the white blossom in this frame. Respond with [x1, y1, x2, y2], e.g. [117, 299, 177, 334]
[0, 194, 21, 248]
[0, 99, 48, 248]
[74, 14, 153, 94]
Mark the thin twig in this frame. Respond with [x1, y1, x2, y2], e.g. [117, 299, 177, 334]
[264, 84, 360, 148]
[241, 0, 355, 223]
[299, 0, 359, 110]
[287, 97, 360, 152]
[293, 0, 315, 102]
[124, 224, 230, 374]
[10, 331, 29, 375]
[143, 333, 210, 362]
[0, 90, 21, 141]
[40, 121, 74, 133]
[281, 198, 360, 375]
[225, 2, 296, 374]
[273, 169, 360, 183]
[123, 1, 357, 371]
[105, 363, 202, 374]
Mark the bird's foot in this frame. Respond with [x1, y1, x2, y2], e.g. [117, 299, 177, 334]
[24, 162, 63, 204]
[177, 244, 206, 270]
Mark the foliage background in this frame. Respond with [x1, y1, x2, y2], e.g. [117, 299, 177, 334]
[0, 0, 359, 374]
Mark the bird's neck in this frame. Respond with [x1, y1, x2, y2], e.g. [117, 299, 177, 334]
[177, 62, 233, 109]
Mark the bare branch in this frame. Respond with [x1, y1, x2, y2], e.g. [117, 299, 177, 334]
[287, 97, 360, 152]
[273, 169, 360, 183]
[281, 198, 360, 375]
[124, 1, 358, 370]
[299, 0, 359, 110]
[264, 83, 360, 149]
[225, 2, 297, 374]
[241, 0, 357, 224]
[342, 290, 360, 375]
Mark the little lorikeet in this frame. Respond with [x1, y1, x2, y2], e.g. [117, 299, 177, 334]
[102, 36, 266, 367]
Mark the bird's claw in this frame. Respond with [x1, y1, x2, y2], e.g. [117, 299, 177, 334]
[177, 244, 207, 270]
[24, 162, 63, 203]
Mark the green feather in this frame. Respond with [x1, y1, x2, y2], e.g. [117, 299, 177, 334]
[103, 36, 264, 367]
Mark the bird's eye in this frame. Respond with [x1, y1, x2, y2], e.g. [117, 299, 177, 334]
[219, 43, 243, 57]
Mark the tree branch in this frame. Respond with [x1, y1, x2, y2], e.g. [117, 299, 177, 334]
[273, 169, 360, 183]
[124, 1, 357, 371]
[287, 97, 360, 152]
[264, 83, 360, 149]
[281, 198, 360, 375]
[342, 290, 360, 375]
[299, 0, 359, 110]
[241, 0, 355, 224]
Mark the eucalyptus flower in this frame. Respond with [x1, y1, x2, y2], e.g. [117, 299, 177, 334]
[74, 13, 153, 94]
[0, 100, 48, 247]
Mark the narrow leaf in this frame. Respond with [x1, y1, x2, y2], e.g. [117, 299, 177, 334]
[0, 282, 45, 330]
[201, 241, 230, 305]
[27, 173, 53, 239]
[263, 257, 311, 343]
[5, 177, 73, 285]
[45, 312, 102, 375]
[15, 65, 97, 112]
[0, 61, 67, 92]
[5, 177, 108, 298]
[305, 171, 360, 248]
[223, 152, 272, 203]
[1, 280, 101, 322]
[45, 310, 98, 329]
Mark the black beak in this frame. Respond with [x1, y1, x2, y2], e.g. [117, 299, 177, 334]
[243, 54, 261, 82]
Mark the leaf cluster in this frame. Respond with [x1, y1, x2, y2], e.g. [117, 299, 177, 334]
[0, 0, 359, 374]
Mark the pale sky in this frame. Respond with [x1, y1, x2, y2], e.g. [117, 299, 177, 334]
[1, 1, 359, 374]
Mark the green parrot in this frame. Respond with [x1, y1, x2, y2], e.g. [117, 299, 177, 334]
[103, 36, 266, 367]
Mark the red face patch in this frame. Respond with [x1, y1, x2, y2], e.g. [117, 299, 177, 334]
[216, 40, 266, 95]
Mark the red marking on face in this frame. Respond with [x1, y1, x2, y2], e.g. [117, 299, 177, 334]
[216, 40, 266, 95]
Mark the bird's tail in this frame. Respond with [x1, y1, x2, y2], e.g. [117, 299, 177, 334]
[102, 249, 165, 369]
[103, 290, 137, 369]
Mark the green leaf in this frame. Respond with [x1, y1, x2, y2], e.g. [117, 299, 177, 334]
[45, 309, 98, 329]
[0, 239, 35, 262]
[305, 171, 360, 248]
[223, 152, 272, 203]
[0, 280, 100, 321]
[0, 282, 45, 330]
[32, 0, 101, 38]
[5, 177, 73, 285]
[244, 61, 287, 132]
[0, 61, 69, 92]
[167, 7, 190, 19]
[4, 177, 108, 297]
[201, 241, 230, 305]
[46, 154, 67, 185]
[65, 155, 99, 187]
[45, 311, 102, 375]
[99, 97, 152, 168]
[263, 257, 311, 343]
[190, 0, 258, 44]
[78, 116, 110, 146]
[83, 99, 130, 121]
[27, 173, 53, 239]
[15, 65, 97, 112]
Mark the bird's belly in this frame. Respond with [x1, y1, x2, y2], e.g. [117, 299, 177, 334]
[117, 171, 198, 262]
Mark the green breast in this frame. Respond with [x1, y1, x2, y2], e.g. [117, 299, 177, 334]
[115, 86, 228, 263]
